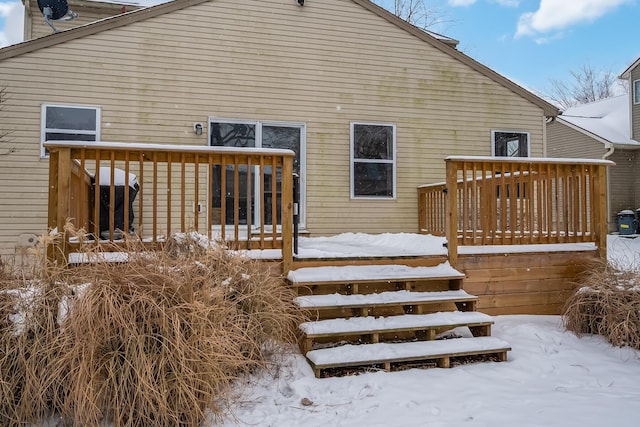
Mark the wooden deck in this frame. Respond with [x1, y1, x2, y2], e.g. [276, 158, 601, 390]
[45, 145, 611, 377]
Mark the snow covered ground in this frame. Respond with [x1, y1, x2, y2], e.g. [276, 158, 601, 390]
[218, 234, 640, 427]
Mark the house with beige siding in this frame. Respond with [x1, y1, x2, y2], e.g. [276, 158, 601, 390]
[0, 0, 560, 261]
[547, 57, 640, 232]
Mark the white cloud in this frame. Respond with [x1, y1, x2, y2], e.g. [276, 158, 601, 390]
[448, 0, 478, 6]
[516, 0, 632, 38]
[0, 1, 24, 48]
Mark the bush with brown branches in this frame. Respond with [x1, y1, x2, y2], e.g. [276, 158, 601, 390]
[0, 232, 302, 426]
[563, 260, 640, 350]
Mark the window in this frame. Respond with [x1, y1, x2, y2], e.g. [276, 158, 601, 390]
[492, 130, 529, 157]
[41, 105, 100, 157]
[634, 80, 640, 104]
[350, 123, 396, 199]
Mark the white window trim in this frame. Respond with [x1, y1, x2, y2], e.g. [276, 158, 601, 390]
[208, 117, 307, 229]
[491, 129, 531, 157]
[41, 104, 101, 158]
[350, 122, 397, 200]
[633, 79, 640, 105]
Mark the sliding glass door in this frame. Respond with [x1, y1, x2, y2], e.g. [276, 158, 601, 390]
[210, 119, 305, 229]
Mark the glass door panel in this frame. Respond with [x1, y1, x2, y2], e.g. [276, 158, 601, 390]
[210, 122, 256, 225]
[260, 125, 301, 225]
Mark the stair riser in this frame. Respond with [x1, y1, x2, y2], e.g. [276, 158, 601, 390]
[294, 278, 462, 296]
[307, 301, 471, 320]
[300, 324, 493, 353]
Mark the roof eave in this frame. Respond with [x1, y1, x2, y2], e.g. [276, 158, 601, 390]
[619, 57, 640, 79]
[1, 0, 210, 61]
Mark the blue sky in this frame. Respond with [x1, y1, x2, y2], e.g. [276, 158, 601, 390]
[1, 0, 639, 97]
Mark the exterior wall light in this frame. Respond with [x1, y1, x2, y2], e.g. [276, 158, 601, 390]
[193, 122, 203, 136]
[297, 0, 304, 6]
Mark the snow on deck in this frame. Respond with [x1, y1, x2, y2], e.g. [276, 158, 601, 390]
[296, 233, 448, 258]
[300, 311, 493, 336]
[287, 262, 463, 283]
[294, 289, 475, 309]
[306, 336, 511, 366]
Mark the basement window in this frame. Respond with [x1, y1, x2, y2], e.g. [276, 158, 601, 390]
[41, 104, 100, 158]
[350, 122, 396, 199]
[492, 130, 530, 157]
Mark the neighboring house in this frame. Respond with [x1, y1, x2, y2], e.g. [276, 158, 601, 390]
[547, 57, 640, 232]
[0, 0, 559, 260]
[22, 0, 141, 40]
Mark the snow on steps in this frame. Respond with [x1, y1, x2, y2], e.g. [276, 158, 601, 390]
[287, 262, 464, 284]
[294, 289, 477, 310]
[300, 311, 493, 336]
[306, 336, 511, 377]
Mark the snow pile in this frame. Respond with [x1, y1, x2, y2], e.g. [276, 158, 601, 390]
[221, 316, 640, 427]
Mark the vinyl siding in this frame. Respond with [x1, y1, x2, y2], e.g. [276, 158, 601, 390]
[632, 66, 640, 141]
[546, 119, 605, 159]
[0, 0, 547, 257]
[608, 149, 640, 231]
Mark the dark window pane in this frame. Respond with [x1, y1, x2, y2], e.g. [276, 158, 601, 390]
[262, 125, 301, 173]
[45, 132, 96, 141]
[494, 132, 528, 157]
[354, 162, 393, 197]
[46, 107, 96, 131]
[210, 122, 256, 147]
[354, 124, 393, 160]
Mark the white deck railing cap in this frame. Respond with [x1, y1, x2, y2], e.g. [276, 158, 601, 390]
[43, 140, 296, 156]
[445, 155, 615, 166]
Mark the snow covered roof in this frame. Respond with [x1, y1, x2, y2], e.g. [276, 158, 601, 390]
[556, 95, 639, 147]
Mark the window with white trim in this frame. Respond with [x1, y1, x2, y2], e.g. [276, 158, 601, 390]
[492, 130, 530, 157]
[634, 80, 640, 104]
[41, 105, 100, 157]
[350, 123, 396, 198]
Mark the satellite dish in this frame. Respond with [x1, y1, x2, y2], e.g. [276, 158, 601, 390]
[37, 0, 78, 33]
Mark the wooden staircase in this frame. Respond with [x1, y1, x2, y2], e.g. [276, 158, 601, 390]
[288, 261, 510, 378]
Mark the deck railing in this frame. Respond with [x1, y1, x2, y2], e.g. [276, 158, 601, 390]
[46, 141, 295, 271]
[418, 156, 612, 264]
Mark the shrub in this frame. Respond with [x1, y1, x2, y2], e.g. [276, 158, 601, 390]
[0, 233, 302, 426]
[563, 260, 640, 350]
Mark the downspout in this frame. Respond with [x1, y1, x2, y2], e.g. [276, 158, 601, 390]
[602, 143, 615, 233]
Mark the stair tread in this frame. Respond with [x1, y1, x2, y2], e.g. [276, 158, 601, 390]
[306, 336, 511, 368]
[287, 262, 464, 285]
[294, 289, 476, 309]
[300, 311, 493, 336]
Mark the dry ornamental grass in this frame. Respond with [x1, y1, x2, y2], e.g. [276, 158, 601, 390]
[563, 260, 640, 350]
[0, 230, 302, 426]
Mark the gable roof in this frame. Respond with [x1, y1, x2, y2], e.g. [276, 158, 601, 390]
[556, 95, 639, 148]
[2, 0, 559, 116]
[620, 56, 640, 79]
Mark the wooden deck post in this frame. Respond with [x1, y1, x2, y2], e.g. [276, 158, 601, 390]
[417, 188, 426, 233]
[47, 147, 71, 264]
[594, 164, 608, 261]
[281, 155, 294, 274]
[445, 159, 458, 267]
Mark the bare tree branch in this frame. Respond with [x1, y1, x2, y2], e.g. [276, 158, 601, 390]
[374, 0, 448, 30]
[546, 63, 625, 110]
